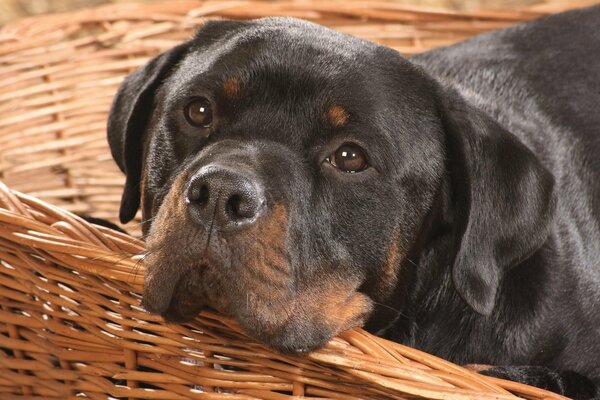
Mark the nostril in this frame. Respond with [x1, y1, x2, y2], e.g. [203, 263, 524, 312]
[225, 193, 258, 220]
[188, 183, 209, 206]
[198, 185, 209, 204]
[225, 194, 241, 219]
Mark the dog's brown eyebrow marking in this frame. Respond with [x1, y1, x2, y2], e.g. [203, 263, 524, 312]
[326, 104, 349, 127]
[223, 77, 242, 100]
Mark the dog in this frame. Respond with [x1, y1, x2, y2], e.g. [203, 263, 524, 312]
[107, 5, 600, 398]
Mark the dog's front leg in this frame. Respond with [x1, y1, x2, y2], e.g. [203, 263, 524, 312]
[480, 366, 597, 399]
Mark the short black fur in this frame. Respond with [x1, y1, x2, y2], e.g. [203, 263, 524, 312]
[107, 7, 600, 398]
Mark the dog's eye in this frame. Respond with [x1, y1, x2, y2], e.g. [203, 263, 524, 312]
[327, 143, 368, 173]
[184, 97, 213, 127]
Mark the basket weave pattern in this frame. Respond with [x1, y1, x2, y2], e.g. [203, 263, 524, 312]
[0, 1, 589, 399]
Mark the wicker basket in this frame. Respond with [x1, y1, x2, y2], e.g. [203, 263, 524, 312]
[0, 2, 591, 399]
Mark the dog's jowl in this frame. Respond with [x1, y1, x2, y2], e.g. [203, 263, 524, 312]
[107, 6, 600, 398]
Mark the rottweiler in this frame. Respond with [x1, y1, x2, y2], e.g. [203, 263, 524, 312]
[107, 6, 600, 398]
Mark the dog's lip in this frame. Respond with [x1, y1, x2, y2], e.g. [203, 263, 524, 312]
[141, 263, 208, 315]
[161, 299, 207, 324]
[140, 275, 178, 315]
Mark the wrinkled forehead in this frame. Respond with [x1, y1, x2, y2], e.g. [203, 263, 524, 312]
[168, 18, 378, 101]
[159, 19, 388, 147]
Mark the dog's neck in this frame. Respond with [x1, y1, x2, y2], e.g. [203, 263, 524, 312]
[370, 172, 554, 365]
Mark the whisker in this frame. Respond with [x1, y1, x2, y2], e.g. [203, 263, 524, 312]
[370, 300, 409, 320]
[129, 252, 150, 284]
[125, 216, 158, 228]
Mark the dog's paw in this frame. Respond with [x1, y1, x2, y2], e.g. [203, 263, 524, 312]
[480, 365, 597, 399]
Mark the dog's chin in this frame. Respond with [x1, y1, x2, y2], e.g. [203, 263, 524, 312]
[157, 302, 336, 354]
[235, 290, 374, 355]
[243, 321, 338, 355]
[147, 286, 371, 355]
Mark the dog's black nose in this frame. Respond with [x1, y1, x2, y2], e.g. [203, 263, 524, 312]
[186, 165, 266, 230]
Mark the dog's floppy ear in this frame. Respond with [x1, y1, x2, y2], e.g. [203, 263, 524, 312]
[439, 87, 555, 316]
[107, 42, 191, 224]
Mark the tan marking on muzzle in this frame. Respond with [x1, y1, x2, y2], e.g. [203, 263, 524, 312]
[241, 274, 373, 350]
[379, 234, 403, 294]
[140, 161, 153, 231]
[236, 204, 292, 307]
[142, 172, 211, 313]
[228, 206, 372, 343]
[326, 104, 349, 127]
[318, 284, 373, 332]
[146, 172, 190, 250]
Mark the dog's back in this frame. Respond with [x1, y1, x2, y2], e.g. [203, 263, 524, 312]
[414, 5, 600, 201]
[413, 5, 600, 384]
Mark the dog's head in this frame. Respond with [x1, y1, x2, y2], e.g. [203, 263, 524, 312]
[108, 18, 554, 353]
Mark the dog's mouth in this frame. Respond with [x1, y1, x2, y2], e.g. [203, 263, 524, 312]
[141, 259, 233, 324]
[141, 251, 374, 354]
[142, 263, 209, 323]
[139, 171, 374, 353]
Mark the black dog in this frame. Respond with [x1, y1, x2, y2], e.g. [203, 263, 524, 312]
[107, 6, 600, 398]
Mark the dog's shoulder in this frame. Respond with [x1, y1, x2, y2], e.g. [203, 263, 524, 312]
[411, 5, 600, 122]
[411, 5, 600, 184]
[412, 5, 600, 86]
[412, 5, 600, 124]
[412, 4, 600, 290]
